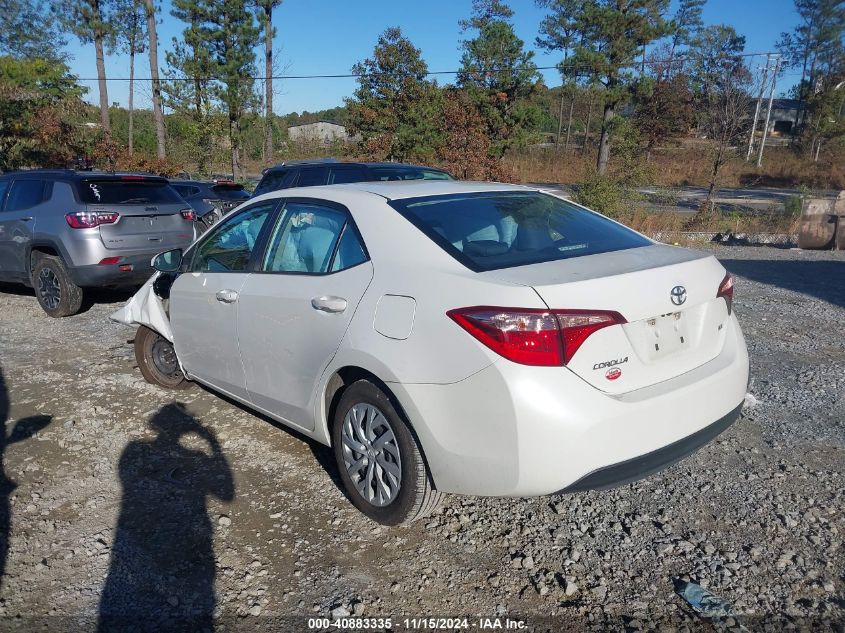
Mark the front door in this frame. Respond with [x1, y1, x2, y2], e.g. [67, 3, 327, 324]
[170, 201, 277, 400]
[236, 199, 373, 431]
[0, 179, 42, 279]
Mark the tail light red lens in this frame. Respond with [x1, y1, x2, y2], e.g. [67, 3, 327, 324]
[447, 307, 626, 366]
[717, 272, 734, 314]
[180, 209, 197, 221]
[65, 211, 119, 228]
[98, 257, 120, 265]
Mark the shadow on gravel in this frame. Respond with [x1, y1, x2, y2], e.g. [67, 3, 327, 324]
[0, 367, 52, 588]
[721, 258, 845, 309]
[98, 403, 234, 632]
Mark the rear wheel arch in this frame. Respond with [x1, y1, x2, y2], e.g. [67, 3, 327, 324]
[28, 243, 63, 276]
[322, 366, 433, 473]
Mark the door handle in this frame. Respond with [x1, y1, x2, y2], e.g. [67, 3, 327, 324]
[20, 217, 33, 222]
[215, 289, 239, 303]
[311, 296, 348, 313]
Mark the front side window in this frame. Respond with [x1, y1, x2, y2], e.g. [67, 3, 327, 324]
[263, 202, 365, 274]
[390, 192, 651, 272]
[6, 180, 45, 211]
[191, 202, 275, 272]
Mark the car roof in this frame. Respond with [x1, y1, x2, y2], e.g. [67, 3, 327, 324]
[263, 161, 449, 173]
[0, 170, 166, 182]
[265, 180, 539, 202]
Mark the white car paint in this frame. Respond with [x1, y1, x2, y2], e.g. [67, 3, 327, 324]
[114, 180, 749, 497]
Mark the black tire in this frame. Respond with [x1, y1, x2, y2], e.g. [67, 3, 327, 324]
[134, 325, 193, 390]
[332, 380, 441, 525]
[31, 254, 84, 318]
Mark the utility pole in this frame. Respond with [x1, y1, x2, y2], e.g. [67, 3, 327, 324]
[757, 56, 781, 168]
[556, 88, 565, 149]
[746, 54, 770, 161]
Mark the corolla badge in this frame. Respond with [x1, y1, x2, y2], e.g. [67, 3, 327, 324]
[670, 285, 687, 306]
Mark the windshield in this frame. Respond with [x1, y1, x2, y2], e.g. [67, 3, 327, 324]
[389, 191, 651, 272]
[77, 179, 183, 204]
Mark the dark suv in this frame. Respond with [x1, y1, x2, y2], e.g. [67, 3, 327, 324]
[0, 170, 196, 317]
[170, 179, 251, 234]
[252, 160, 453, 197]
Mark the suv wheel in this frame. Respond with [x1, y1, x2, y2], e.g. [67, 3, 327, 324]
[332, 380, 441, 525]
[31, 254, 84, 318]
[134, 325, 193, 390]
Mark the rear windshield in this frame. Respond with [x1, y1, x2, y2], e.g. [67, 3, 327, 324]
[77, 179, 182, 204]
[211, 184, 250, 199]
[370, 167, 453, 181]
[389, 191, 651, 272]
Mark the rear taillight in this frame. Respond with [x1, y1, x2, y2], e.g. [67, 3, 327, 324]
[180, 208, 197, 221]
[65, 211, 119, 228]
[447, 307, 626, 366]
[717, 272, 734, 314]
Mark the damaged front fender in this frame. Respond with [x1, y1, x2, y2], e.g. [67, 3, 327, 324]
[110, 272, 175, 342]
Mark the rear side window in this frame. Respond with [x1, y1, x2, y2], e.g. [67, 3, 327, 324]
[297, 167, 328, 187]
[263, 203, 346, 274]
[77, 179, 182, 204]
[254, 170, 296, 196]
[329, 167, 369, 184]
[6, 180, 45, 211]
[0, 180, 11, 209]
[370, 167, 452, 181]
[390, 192, 651, 272]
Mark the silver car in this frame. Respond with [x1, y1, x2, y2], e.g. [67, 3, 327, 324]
[0, 170, 196, 317]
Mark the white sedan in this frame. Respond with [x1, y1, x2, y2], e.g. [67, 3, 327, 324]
[116, 181, 749, 525]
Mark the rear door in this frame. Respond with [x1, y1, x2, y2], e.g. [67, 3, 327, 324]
[0, 178, 44, 276]
[170, 200, 278, 399]
[76, 177, 195, 252]
[236, 198, 373, 430]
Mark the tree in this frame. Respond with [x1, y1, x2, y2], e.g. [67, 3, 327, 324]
[664, 0, 706, 77]
[0, 57, 87, 170]
[346, 27, 442, 162]
[634, 69, 694, 158]
[688, 24, 746, 102]
[569, 0, 672, 174]
[111, 0, 146, 155]
[204, 0, 260, 179]
[144, 0, 167, 158]
[536, 0, 580, 150]
[257, 0, 283, 165]
[458, 0, 541, 157]
[0, 0, 67, 61]
[55, 0, 116, 136]
[777, 0, 844, 143]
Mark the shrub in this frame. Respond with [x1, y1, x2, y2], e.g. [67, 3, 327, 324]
[573, 171, 626, 217]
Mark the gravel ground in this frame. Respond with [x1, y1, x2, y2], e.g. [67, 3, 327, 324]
[0, 245, 842, 632]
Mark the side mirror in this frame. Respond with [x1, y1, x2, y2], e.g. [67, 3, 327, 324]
[152, 248, 183, 272]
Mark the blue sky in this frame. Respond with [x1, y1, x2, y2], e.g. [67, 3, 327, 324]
[65, 0, 804, 114]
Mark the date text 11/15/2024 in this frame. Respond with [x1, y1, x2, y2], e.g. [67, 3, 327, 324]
[307, 616, 528, 629]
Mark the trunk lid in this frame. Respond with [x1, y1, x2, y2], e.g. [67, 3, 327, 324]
[481, 244, 732, 394]
[77, 177, 195, 251]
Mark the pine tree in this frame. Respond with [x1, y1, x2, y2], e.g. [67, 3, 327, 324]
[204, 0, 260, 179]
[111, 0, 146, 155]
[569, 0, 672, 174]
[1, 0, 67, 61]
[55, 0, 117, 136]
[256, 0, 283, 166]
[346, 27, 442, 162]
[458, 0, 540, 157]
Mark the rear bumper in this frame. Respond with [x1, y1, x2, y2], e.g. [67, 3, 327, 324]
[68, 254, 157, 288]
[391, 314, 749, 497]
[558, 402, 742, 493]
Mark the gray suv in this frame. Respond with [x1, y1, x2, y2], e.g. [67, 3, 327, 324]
[0, 170, 196, 317]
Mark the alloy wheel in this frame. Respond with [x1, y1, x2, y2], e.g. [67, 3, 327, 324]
[37, 268, 62, 310]
[341, 403, 402, 506]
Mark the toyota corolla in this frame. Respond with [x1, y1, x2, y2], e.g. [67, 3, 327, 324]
[114, 181, 749, 525]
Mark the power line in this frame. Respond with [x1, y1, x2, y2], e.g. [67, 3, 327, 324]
[72, 50, 786, 82]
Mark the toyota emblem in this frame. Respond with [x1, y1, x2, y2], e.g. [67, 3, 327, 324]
[670, 285, 687, 306]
